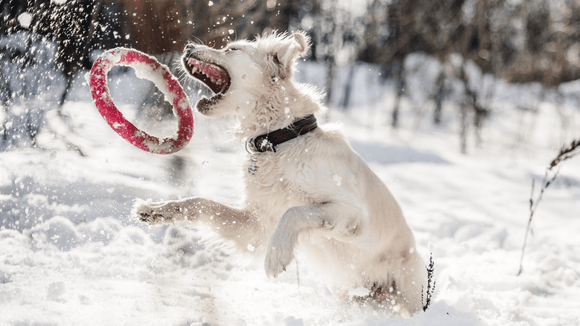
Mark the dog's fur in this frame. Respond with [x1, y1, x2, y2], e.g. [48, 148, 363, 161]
[133, 31, 426, 316]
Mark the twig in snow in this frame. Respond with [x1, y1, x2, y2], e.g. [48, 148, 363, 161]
[296, 258, 300, 288]
[518, 139, 579, 276]
[421, 253, 436, 311]
[549, 139, 580, 170]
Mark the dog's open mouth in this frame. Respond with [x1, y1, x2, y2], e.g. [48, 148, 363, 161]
[184, 57, 231, 96]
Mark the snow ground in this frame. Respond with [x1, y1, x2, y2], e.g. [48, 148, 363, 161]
[1, 62, 580, 326]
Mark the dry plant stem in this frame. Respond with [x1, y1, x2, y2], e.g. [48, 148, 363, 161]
[296, 258, 300, 288]
[518, 138, 579, 276]
[549, 139, 579, 169]
[517, 170, 558, 276]
[45, 128, 85, 157]
[421, 253, 436, 311]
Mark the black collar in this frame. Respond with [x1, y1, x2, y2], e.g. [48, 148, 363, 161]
[246, 114, 318, 153]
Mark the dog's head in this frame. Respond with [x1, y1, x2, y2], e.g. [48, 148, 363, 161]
[181, 31, 309, 119]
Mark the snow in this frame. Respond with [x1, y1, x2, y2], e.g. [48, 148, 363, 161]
[17, 13, 32, 29]
[1, 60, 580, 326]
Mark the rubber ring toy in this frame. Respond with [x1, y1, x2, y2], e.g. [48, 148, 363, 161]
[89, 48, 194, 154]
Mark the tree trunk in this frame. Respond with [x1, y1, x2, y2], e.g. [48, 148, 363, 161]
[460, 104, 468, 154]
[57, 73, 74, 116]
[0, 69, 10, 145]
[324, 57, 335, 122]
[391, 61, 405, 128]
[433, 72, 445, 125]
[341, 65, 356, 110]
[459, 62, 488, 150]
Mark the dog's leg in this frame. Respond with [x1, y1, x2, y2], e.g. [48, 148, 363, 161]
[132, 197, 262, 245]
[264, 203, 364, 277]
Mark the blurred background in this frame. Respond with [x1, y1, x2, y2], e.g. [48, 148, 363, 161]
[1, 0, 580, 155]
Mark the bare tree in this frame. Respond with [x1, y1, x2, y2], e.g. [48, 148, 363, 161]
[359, 0, 580, 153]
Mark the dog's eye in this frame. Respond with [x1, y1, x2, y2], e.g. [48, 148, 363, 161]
[226, 47, 240, 53]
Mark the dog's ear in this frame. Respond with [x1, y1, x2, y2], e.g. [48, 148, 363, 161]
[273, 31, 309, 79]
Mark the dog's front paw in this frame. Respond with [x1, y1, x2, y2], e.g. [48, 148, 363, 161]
[131, 199, 183, 225]
[264, 230, 296, 278]
[131, 199, 163, 225]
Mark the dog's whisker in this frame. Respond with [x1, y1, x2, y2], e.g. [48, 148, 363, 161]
[187, 36, 204, 46]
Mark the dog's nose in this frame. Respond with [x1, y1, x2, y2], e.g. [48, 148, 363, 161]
[184, 43, 197, 55]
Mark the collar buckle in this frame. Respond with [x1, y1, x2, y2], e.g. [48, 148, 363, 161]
[245, 137, 276, 154]
[245, 138, 258, 154]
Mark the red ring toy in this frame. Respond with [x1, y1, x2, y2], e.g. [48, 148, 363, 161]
[89, 48, 193, 154]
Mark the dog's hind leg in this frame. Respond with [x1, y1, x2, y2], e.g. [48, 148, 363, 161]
[264, 203, 367, 278]
[132, 197, 264, 248]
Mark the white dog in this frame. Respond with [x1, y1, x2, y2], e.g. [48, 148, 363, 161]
[133, 31, 426, 316]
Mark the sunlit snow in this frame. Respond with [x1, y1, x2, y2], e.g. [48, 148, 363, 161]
[1, 61, 579, 326]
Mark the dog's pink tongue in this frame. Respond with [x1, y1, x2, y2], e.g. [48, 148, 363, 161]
[197, 62, 225, 81]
